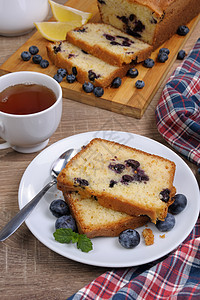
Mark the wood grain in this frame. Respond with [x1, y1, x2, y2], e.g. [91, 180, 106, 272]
[0, 0, 199, 118]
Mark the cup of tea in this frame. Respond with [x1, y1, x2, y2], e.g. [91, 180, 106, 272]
[0, 71, 62, 153]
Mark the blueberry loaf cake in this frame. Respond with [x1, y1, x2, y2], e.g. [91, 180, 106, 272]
[97, 0, 200, 49]
[57, 138, 176, 223]
[63, 191, 149, 238]
[47, 41, 134, 87]
[67, 23, 152, 66]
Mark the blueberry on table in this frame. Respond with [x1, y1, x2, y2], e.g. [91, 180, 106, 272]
[156, 213, 175, 232]
[40, 59, 49, 68]
[21, 51, 31, 61]
[159, 48, 170, 55]
[66, 74, 76, 83]
[53, 73, 63, 83]
[55, 215, 77, 232]
[93, 86, 104, 97]
[177, 50, 186, 60]
[157, 52, 168, 63]
[57, 68, 67, 78]
[119, 229, 140, 249]
[29, 45, 39, 55]
[143, 58, 155, 68]
[111, 77, 122, 88]
[177, 25, 189, 36]
[135, 80, 145, 89]
[32, 54, 42, 64]
[50, 199, 70, 218]
[168, 194, 187, 215]
[126, 67, 138, 78]
[82, 81, 94, 93]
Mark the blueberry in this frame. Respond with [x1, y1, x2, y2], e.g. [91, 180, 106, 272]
[159, 48, 170, 55]
[21, 51, 31, 61]
[74, 177, 89, 187]
[109, 179, 117, 188]
[177, 25, 189, 36]
[143, 58, 155, 68]
[126, 67, 138, 78]
[53, 73, 63, 83]
[160, 188, 170, 203]
[111, 77, 122, 88]
[50, 199, 70, 218]
[119, 229, 140, 249]
[40, 59, 49, 68]
[168, 194, 187, 215]
[72, 66, 77, 76]
[157, 52, 168, 63]
[93, 86, 104, 97]
[57, 68, 67, 77]
[125, 159, 140, 169]
[177, 50, 186, 60]
[29, 45, 39, 55]
[32, 54, 42, 64]
[66, 74, 76, 83]
[156, 213, 175, 232]
[55, 215, 77, 232]
[82, 81, 94, 93]
[135, 80, 145, 89]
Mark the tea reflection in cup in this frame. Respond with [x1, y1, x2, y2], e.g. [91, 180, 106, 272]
[0, 71, 62, 153]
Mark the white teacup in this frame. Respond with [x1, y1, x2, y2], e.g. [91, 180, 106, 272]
[0, 0, 49, 36]
[0, 71, 62, 153]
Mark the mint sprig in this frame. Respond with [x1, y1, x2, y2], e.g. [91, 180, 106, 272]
[53, 228, 93, 253]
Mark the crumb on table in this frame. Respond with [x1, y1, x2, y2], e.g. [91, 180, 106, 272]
[142, 228, 154, 245]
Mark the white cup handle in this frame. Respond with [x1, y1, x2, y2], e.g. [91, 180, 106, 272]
[0, 120, 11, 150]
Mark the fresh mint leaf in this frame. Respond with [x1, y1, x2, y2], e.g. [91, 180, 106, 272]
[53, 228, 93, 252]
[77, 234, 93, 253]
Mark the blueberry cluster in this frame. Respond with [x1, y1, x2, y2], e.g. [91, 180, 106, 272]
[157, 48, 170, 63]
[53, 67, 77, 84]
[50, 199, 77, 232]
[21, 45, 49, 68]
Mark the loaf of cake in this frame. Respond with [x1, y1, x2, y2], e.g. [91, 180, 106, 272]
[97, 0, 200, 49]
[47, 41, 134, 87]
[63, 191, 149, 238]
[57, 138, 176, 223]
[67, 23, 152, 66]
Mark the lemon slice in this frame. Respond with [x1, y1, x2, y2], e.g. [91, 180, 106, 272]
[49, 0, 92, 24]
[34, 21, 81, 42]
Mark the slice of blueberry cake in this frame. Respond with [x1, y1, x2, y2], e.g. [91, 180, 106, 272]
[47, 41, 134, 87]
[57, 138, 176, 223]
[66, 23, 152, 66]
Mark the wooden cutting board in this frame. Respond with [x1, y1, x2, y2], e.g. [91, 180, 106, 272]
[0, 0, 199, 118]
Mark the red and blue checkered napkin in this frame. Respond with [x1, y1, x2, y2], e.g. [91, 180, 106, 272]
[156, 38, 200, 166]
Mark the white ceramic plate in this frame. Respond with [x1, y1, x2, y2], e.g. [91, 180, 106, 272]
[18, 131, 200, 267]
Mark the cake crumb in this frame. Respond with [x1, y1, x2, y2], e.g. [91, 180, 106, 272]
[142, 228, 154, 245]
[159, 234, 165, 239]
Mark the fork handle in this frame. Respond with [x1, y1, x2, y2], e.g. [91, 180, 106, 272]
[0, 178, 57, 242]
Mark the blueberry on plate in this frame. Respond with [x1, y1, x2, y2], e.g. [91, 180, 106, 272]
[93, 86, 104, 97]
[159, 48, 170, 55]
[53, 73, 63, 83]
[82, 81, 94, 93]
[40, 59, 49, 68]
[177, 50, 186, 60]
[57, 68, 67, 78]
[50, 199, 70, 218]
[29, 45, 39, 55]
[157, 52, 168, 63]
[21, 51, 31, 61]
[135, 80, 145, 89]
[111, 77, 122, 88]
[177, 25, 189, 36]
[66, 74, 76, 83]
[55, 215, 77, 232]
[156, 213, 175, 232]
[126, 68, 138, 78]
[119, 229, 140, 249]
[143, 58, 155, 68]
[32, 54, 42, 64]
[168, 194, 187, 215]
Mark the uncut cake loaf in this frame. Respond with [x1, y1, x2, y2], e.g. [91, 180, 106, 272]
[63, 191, 149, 238]
[47, 41, 134, 87]
[67, 23, 153, 66]
[57, 138, 176, 223]
[97, 0, 200, 49]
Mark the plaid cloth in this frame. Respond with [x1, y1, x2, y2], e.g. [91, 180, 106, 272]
[68, 216, 200, 299]
[155, 38, 200, 166]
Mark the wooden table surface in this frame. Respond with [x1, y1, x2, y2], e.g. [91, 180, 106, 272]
[0, 1, 199, 299]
